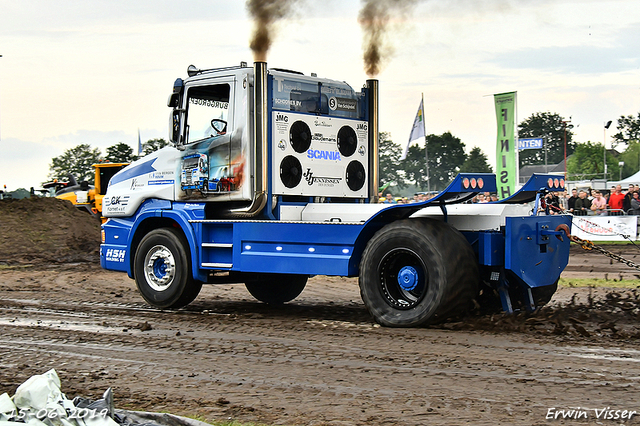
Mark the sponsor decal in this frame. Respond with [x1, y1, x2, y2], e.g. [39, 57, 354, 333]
[275, 113, 289, 122]
[303, 168, 342, 187]
[307, 149, 341, 161]
[328, 97, 358, 112]
[314, 119, 332, 128]
[275, 79, 303, 93]
[149, 180, 175, 185]
[274, 98, 302, 107]
[321, 86, 353, 96]
[149, 171, 174, 178]
[130, 178, 145, 190]
[357, 123, 368, 131]
[189, 98, 228, 109]
[311, 133, 337, 143]
[358, 145, 366, 156]
[278, 140, 287, 151]
[104, 195, 130, 207]
[105, 248, 126, 263]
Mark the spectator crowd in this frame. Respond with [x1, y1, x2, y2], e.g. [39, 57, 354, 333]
[379, 183, 640, 216]
[567, 184, 640, 216]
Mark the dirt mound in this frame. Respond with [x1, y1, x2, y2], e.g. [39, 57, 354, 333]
[0, 197, 101, 265]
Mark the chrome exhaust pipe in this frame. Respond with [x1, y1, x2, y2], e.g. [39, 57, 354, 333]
[367, 79, 379, 203]
[231, 61, 268, 217]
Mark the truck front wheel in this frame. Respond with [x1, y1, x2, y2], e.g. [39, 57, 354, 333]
[245, 274, 308, 305]
[134, 228, 202, 309]
[359, 219, 479, 327]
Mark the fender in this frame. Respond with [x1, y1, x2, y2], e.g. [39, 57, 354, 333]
[114, 199, 174, 279]
[124, 200, 207, 282]
[103, 199, 204, 281]
[159, 202, 208, 283]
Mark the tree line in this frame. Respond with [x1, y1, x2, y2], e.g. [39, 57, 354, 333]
[45, 110, 640, 190]
[381, 111, 640, 193]
[46, 139, 169, 185]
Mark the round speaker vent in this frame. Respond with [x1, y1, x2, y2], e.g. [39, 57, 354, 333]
[280, 155, 303, 188]
[345, 160, 366, 191]
[337, 126, 357, 157]
[289, 121, 312, 153]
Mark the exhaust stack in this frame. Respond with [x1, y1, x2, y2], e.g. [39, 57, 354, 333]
[231, 61, 268, 217]
[367, 79, 379, 202]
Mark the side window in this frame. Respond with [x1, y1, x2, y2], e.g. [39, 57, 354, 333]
[186, 84, 231, 144]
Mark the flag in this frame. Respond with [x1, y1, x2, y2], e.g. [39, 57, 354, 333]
[494, 91, 517, 199]
[400, 99, 425, 161]
[137, 129, 142, 156]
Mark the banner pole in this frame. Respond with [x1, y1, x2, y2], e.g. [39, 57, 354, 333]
[422, 93, 430, 193]
[515, 92, 519, 187]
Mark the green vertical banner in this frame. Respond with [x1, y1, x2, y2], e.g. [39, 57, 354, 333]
[494, 91, 517, 199]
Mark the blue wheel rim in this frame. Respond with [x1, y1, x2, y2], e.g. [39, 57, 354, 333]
[378, 248, 427, 309]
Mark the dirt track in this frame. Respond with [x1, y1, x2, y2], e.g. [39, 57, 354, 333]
[1, 262, 640, 426]
[1, 198, 640, 425]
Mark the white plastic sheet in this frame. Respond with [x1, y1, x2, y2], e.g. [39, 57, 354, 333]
[1, 371, 210, 426]
[0, 370, 118, 426]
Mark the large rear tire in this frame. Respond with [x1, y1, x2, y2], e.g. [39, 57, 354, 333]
[359, 219, 479, 327]
[245, 274, 308, 305]
[134, 228, 202, 309]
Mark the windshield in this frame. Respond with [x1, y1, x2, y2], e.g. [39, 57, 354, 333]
[186, 84, 230, 144]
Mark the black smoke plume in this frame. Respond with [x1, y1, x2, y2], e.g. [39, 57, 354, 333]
[359, 0, 415, 77]
[247, 0, 299, 62]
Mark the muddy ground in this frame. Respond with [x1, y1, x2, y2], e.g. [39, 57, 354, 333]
[1, 198, 640, 425]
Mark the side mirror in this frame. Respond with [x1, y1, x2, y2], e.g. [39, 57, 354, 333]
[169, 110, 185, 150]
[167, 78, 184, 107]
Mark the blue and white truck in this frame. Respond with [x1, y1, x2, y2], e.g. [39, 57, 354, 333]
[100, 61, 572, 327]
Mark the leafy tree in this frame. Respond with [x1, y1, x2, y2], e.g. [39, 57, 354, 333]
[105, 142, 136, 163]
[612, 112, 640, 148]
[47, 144, 103, 184]
[566, 141, 622, 181]
[6, 188, 30, 199]
[378, 132, 405, 189]
[141, 138, 171, 156]
[518, 112, 574, 166]
[460, 147, 492, 173]
[618, 140, 640, 180]
[403, 132, 466, 191]
[402, 144, 429, 191]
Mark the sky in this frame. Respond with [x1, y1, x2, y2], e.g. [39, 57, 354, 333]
[1, 0, 639, 191]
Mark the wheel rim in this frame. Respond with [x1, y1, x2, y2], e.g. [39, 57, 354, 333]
[144, 244, 176, 292]
[378, 248, 428, 309]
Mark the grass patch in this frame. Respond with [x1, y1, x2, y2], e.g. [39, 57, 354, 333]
[154, 414, 273, 426]
[571, 240, 640, 247]
[0, 264, 33, 270]
[559, 277, 640, 288]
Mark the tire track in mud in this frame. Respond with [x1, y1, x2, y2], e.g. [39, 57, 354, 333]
[2, 293, 640, 425]
[2, 265, 640, 425]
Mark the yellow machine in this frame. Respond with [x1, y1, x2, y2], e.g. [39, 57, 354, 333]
[46, 163, 129, 221]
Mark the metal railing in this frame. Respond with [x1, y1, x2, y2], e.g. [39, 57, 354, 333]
[571, 208, 626, 216]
